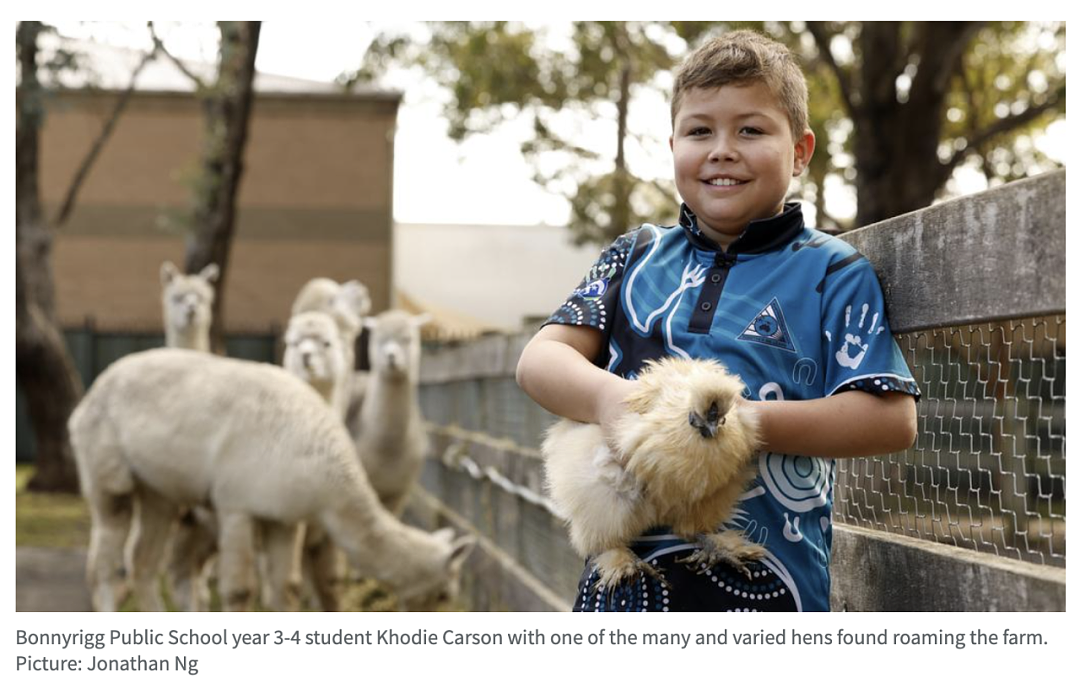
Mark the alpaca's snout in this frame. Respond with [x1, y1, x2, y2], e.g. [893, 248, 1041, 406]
[381, 342, 408, 373]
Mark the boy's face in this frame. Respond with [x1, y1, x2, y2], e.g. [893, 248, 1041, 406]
[670, 82, 814, 249]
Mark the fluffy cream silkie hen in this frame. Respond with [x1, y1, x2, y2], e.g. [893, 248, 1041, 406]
[542, 357, 763, 590]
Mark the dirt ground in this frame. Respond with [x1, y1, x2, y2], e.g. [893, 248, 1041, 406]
[16, 547, 94, 612]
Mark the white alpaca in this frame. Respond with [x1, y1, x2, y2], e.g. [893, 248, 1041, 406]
[292, 278, 370, 367]
[283, 311, 351, 415]
[280, 310, 354, 610]
[159, 260, 220, 612]
[160, 261, 218, 351]
[287, 279, 374, 610]
[292, 277, 372, 324]
[69, 348, 474, 613]
[349, 310, 431, 515]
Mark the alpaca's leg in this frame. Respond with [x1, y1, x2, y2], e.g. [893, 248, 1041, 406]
[304, 524, 345, 612]
[85, 490, 134, 612]
[128, 484, 178, 611]
[167, 508, 218, 611]
[217, 511, 257, 612]
[261, 520, 305, 612]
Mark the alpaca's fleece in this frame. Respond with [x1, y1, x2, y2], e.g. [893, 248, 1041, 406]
[160, 261, 218, 351]
[291, 277, 372, 418]
[542, 358, 761, 579]
[159, 260, 219, 610]
[284, 279, 372, 609]
[291, 277, 371, 348]
[283, 311, 351, 415]
[280, 310, 353, 610]
[69, 348, 473, 612]
[351, 310, 431, 515]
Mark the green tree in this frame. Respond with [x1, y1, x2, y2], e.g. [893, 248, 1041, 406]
[348, 21, 1064, 241]
[805, 21, 1065, 228]
[347, 21, 710, 244]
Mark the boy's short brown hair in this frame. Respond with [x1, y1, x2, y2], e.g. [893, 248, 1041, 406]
[671, 29, 809, 137]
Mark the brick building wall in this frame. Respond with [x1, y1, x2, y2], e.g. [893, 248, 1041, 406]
[42, 89, 400, 333]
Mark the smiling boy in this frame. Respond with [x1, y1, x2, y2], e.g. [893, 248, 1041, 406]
[516, 29, 919, 611]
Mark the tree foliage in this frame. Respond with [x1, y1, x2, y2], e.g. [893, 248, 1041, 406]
[349, 21, 1063, 241]
[803, 21, 1065, 227]
[346, 22, 695, 244]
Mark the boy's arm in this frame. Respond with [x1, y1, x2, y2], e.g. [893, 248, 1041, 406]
[515, 324, 635, 430]
[749, 391, 917, 458]
[521, 326, 917, 458]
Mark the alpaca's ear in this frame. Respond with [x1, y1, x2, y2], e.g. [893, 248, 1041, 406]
[412, 313, 433, 327]
[199, 263, 220, 283]
[161, 261, 179, 287]
[362, 316, 378, 331]
[338, 280, 372, 317]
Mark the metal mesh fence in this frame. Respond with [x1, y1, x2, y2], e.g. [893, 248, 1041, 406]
[420, 313, 1066, 569]
[419, 375, 557, 451]
[834, 315, 1066, 567]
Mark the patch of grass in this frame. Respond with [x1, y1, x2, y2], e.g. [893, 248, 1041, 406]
[14, 467, 449, 612]
[16, 466, 91, 549]
[340, 578, 399, 612]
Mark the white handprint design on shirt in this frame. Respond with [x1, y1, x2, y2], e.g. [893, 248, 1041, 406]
[825, 303, 884, 370]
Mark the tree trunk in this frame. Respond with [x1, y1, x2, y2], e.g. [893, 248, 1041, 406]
[611, 58, 632, 237]
[16, 283, 84, 493]
[184, 21, 261, 353]
[609, 25, 630, 241]
[16, 21, 84, 493]
[853, 22, 977, 227]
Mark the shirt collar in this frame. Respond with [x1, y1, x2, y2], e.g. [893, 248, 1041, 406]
[679, 202, 805, 255]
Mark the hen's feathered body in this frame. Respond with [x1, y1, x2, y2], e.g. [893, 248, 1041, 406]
[543, 357, 763, 588]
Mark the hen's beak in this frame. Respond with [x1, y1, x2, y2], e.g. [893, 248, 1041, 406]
[688, 402, 725, 439]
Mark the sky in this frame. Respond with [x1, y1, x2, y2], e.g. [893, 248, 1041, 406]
[47, 20, 1067, 229]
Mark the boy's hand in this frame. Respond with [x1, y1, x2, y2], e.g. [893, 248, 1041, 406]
[595, 376, 637, 464]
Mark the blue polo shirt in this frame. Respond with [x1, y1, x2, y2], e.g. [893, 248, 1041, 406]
[545, 202, 919, 612]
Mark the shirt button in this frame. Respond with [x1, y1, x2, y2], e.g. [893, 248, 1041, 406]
[701, 302, 712, 311]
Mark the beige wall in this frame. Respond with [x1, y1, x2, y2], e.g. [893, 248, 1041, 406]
[41, 89, 399, 331]
[394, 222, 599, 331]
[53, 236, 390, 333]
